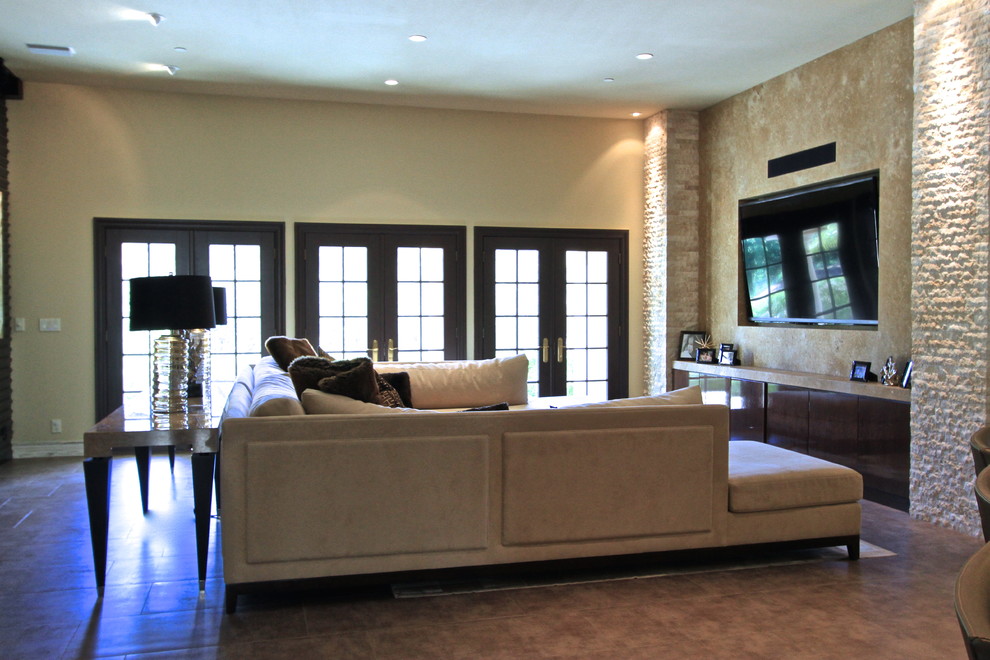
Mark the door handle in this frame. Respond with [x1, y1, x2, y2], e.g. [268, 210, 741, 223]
[542, 338, 549, 364]
[369, 339, 379, 362]
[557, 337, 565, 363]
[388, 338, 396, 362]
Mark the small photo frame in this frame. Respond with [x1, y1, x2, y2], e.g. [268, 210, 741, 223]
[696, 348, 716, 364]
[719, 349, 736, 366]
[850, 360, 872, 382]
[901, 360, 913, 388]
[679, 331, 706, 360]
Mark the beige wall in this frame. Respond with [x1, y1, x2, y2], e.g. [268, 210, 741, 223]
[8, 83, 645, 453]
[699, 19, 914, 375]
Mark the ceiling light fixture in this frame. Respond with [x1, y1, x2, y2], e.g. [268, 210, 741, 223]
[603, 77, 615, 83]
[408, 35, 427, 42]
[631, 112, 642, 117]
[635, 53, 654, 60]
[173, 46, 187, 53]
[26, 43, 75, 57]
[385, 79, 399, 86]
[147, 12, 165, 26]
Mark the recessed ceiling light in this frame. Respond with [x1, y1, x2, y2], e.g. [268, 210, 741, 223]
[147, 12, 165, 26]
[173, 46, 187, 53]
[26, 44, 75, 57]
[385, 79, 399, 86]
[631, 112, 642, 117]
[408, 35, 427, 42]
[635, 53, 654, 60]
[603, 77, 615, 83]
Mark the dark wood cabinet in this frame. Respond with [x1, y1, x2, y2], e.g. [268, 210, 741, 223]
[674, 363, 910, 511]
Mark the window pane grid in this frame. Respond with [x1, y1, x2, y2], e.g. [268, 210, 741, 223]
[494, 249, 540, 389]
[396, 247, 445, 361]
[210, 244, 263, 411]
[120, 242, 176, 404]
[318, 246, 370, 359]
[564, 250, 608, 397]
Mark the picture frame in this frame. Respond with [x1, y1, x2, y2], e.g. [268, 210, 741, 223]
[901, 360, 913, 388]
[719, 349, 736, 366]
[849, 360, 872, 382]
[718, 343, 734, 363]
[696, 348, 716, 364]
[678, 330, 706, 360]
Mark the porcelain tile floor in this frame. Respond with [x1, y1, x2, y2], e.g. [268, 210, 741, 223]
[0, 453, 980, 659]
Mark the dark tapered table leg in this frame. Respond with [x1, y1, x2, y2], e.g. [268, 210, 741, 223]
[191, 451, 216, 591]
[83, 457, 113, 597]
[168, 446, 176, 473]
[134, 446, 151, 513]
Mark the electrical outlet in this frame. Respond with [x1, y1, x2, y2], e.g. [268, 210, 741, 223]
[50, 419, 62, 434]
[40, 318, 61, 332]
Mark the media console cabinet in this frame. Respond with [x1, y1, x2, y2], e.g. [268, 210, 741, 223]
[673, 360, 909, 511]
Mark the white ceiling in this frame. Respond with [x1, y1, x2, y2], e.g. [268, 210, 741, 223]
[0, 0, 914, 119]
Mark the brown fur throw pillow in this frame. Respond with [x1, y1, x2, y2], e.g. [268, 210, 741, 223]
[316, 359, 380, 403]
[266, 336, 319, 371]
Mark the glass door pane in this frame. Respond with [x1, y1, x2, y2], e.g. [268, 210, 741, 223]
[493, 248, 541, 398]
[318, 245, 370, 360]
[209, 243, 263, 409]
[564, 250, 609, 400]
[395, 247, 446, 362]
[120, 242, 177, 411]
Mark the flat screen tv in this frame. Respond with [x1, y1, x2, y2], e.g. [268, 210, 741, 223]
[739, 172, 879, 326]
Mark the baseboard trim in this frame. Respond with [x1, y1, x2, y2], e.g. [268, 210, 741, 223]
[13, 442, 83, 458]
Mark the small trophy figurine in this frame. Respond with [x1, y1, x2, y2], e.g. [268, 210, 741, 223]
[880, 356, 898, 386]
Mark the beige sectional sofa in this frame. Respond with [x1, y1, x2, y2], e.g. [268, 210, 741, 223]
[219, 355, 863, 613]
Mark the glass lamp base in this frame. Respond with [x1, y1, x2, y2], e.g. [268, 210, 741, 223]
[151, 333, 190, 414]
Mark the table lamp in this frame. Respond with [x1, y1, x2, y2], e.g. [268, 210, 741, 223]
[187, 287, 228, 406]
[129, 275, 216, 414]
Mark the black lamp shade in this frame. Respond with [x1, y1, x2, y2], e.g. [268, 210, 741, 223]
[129, 275, 216, 331]
[212, 287, 228, 325]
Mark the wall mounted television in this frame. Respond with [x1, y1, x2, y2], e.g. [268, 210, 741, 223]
[739, 172, 879, 327]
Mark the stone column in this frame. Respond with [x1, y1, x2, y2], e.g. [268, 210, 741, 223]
[643, 110, 701, 394]
[911, 0, 990, 533]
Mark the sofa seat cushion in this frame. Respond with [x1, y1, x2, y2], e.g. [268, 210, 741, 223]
[728, 441, 862, 513]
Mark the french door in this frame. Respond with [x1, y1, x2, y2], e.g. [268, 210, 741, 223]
[295, 224, 466, 362]
[94, 219, 284, 419]
[475, 227, 628, 400]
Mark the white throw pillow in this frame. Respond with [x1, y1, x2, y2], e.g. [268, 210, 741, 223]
[555, 385, 703, 409]
[375, 354, 529, 409]
[301, 389, 440, 415]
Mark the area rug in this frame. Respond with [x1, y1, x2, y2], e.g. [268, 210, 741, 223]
[391, 541, 894, 598]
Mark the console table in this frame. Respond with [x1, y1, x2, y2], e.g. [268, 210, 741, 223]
[673, 360, 910, 510]
[82, 404, 219, 595]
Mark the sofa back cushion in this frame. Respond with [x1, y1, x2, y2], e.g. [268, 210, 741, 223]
[249, 357, 305, 416]
[375, 354, 529, 409]
[300, 390, 440, 415]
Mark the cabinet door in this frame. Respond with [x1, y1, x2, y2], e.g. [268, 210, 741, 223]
[676, 372, 764, 442]
[808, 391, 858, 468]
[766, 385, 809, 453]
[857, 397, 910, 508]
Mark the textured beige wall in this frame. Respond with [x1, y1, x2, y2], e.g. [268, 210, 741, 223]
[699, 20, 914, 375]
[911, 0, 990, 535]
[8, 83, 645, 453]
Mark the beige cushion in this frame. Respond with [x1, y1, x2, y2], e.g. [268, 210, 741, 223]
[728, 441, 862, 513]
[249, 357, 305, 416]
[375, 354, 529, 409]
[300, 390, 439, 415]
[556, 386, 703, 409]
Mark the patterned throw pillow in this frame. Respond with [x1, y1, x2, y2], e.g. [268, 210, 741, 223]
[376, 374, 405, 408]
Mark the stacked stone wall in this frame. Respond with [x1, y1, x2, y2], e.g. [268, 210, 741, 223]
[911, 0, 990, 533]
